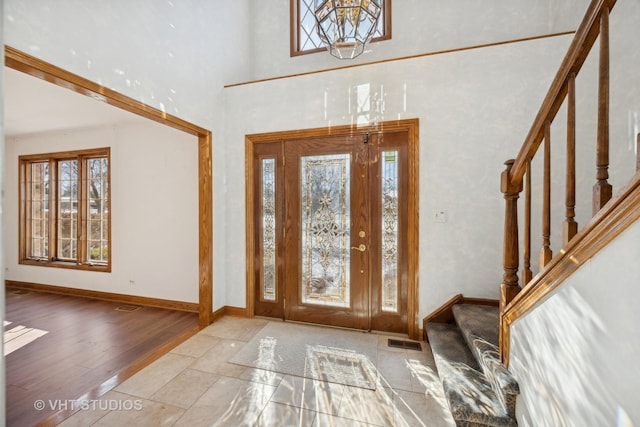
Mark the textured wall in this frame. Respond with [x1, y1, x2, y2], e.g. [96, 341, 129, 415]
[224, 34, 573, 316]
[249, 0, 587, 81]
[510, 219, 640, 426]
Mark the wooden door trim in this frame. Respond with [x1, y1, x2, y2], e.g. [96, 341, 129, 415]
[245, 119, 420, 339]
[5, 46, 213, 328]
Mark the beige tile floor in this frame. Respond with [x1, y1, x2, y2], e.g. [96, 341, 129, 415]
[59, 317, 456, 427]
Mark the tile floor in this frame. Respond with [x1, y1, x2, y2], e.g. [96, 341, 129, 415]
[58, 317, 456, 427]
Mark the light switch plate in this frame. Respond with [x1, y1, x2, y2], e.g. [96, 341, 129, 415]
[435, 210, 447, 223]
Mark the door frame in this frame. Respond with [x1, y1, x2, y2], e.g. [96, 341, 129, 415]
[5, 46, 214, 328]
[245, 119, 420, 339]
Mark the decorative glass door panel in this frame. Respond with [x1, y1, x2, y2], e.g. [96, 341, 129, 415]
[301, 154, 351, 308]
[254, 143, 285, 319]
[261, 158, 277, 302]
[381, 150, 399, 313]
[254, 130, 410, 334]
[370, 133, 409, 333]
[284, 136, 369, 330]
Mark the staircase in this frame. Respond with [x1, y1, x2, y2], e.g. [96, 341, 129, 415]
[426, 304, 519, 427]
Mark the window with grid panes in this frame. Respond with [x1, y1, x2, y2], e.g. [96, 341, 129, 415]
[19, 148, 111, 271]
[292, 0, 391, 56]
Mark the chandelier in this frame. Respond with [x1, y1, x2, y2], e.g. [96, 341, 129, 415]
[315, 0, 382, 60]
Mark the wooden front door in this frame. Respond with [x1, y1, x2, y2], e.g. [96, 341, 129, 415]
[252, 128, 411, 334]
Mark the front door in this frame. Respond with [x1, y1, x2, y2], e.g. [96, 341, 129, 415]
[252, 128, 411, 334]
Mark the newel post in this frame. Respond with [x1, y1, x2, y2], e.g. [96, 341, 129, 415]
[500, 160, 523, 309]
[500, 160, 522, 363]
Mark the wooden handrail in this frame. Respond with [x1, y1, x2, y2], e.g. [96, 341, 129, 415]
[508, 0, 617, 187]
[499, 0, 620, 365]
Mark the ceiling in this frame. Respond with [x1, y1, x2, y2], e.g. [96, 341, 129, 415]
[4, 66, 145, 137]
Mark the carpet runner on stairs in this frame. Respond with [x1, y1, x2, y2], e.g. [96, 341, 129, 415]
[426, 304, 519, 427]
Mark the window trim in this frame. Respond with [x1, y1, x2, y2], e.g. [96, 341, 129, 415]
[291, 0, 392, 57]
[18, 147, 111, 272]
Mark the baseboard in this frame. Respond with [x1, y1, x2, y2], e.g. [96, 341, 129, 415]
[462, 297, 499, 307]
[422, 294, 499, 340]
[211, 305, 249, 322]
[423, 294, 464, 326]
[5, 280, 199, 313]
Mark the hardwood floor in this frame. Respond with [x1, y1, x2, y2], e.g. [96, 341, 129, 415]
[5, 287, 199, 427]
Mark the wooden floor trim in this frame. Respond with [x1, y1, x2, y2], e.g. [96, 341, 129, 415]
[6, 280, 199, 313]
[224, 32, 575, 88]
[422, 294, 499, 340]
[422, 294, 464, 332]
[463, 297, 500, 307]
[212, 305, 250, 322]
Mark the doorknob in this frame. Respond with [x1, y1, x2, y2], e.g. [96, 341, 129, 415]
[351, 244, 366, 252]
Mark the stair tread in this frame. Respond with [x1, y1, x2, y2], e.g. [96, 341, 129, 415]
[427, 322, 516, 427]
[452, 304, 499, 350]
[426, 322, 479, 371]
[442, 367, 516, 427]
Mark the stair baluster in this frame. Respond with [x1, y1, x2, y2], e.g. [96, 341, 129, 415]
[593, 6, 613, 215]
[564, 74, 579, 245]
[523, 161, 533, 285]
[540, 122, 553, 268]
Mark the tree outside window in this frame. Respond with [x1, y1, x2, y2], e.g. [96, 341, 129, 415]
[19, 148, 111, 272]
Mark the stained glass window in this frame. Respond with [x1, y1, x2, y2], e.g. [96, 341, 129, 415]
[261, 158, 277, 301]
[300, 154, 351, 308]
[381, 150, 399, 312]
[293, 0, 390, 55]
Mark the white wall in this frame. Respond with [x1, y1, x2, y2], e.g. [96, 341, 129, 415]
[510, 218, 640, 427]
[224, 34, 573, 317]
[4, 0, 252, 129]
[548, 0, 592, 31]
[249, 0, 588, 81]
[4, 122, 199, 303]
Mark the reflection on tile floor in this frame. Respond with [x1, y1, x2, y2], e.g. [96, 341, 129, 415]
[59, 317, 456, 427]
